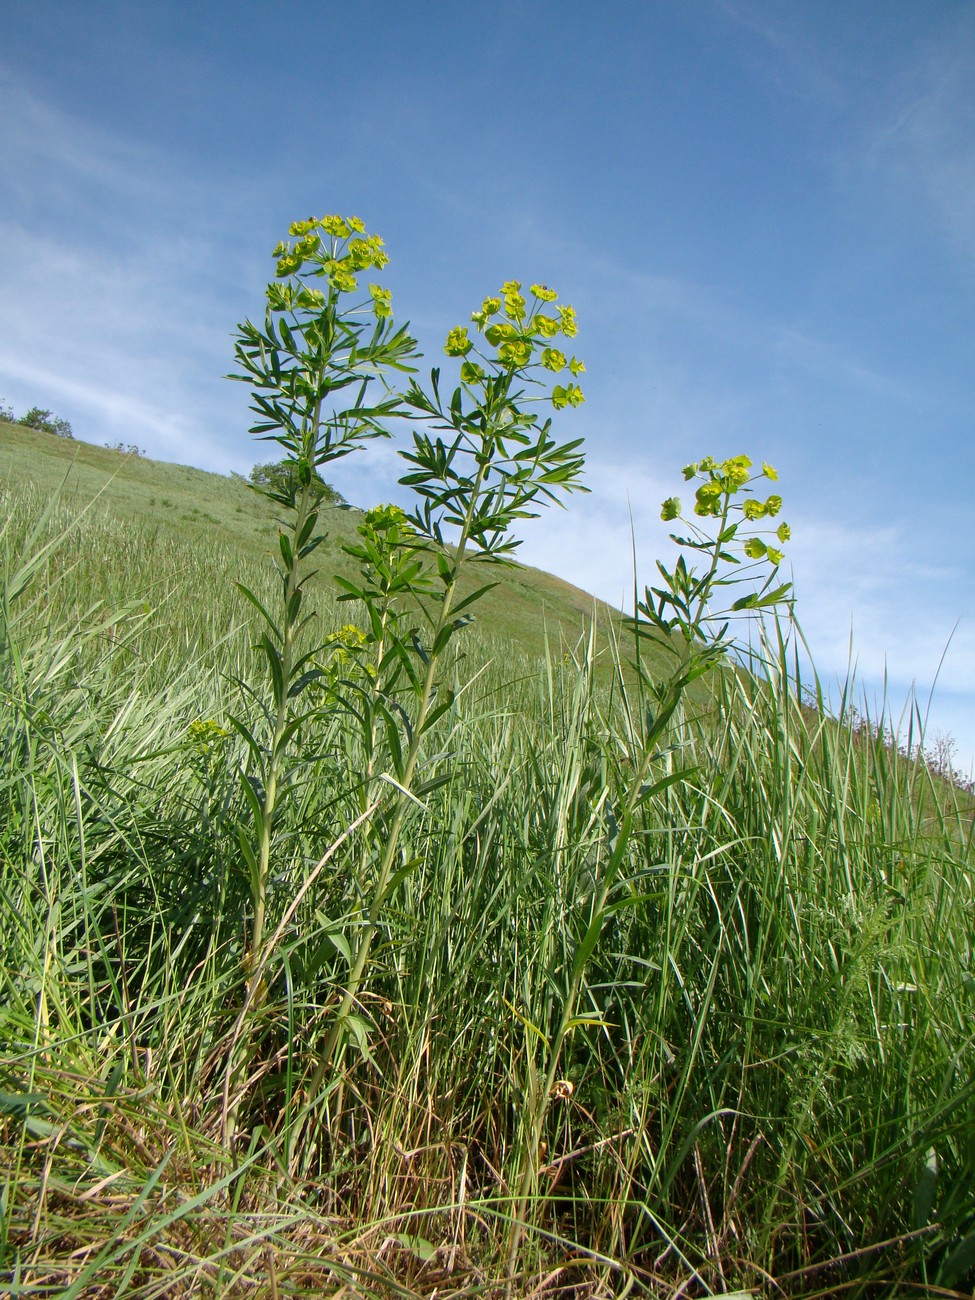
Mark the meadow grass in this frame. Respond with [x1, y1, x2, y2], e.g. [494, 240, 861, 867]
[1, 458, 973, 1297]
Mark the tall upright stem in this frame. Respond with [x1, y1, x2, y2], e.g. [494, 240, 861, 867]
[298, 419, 498, 1133]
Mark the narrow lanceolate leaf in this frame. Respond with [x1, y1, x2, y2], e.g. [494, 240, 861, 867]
[418, 688, 455, 736]
[260, 634, 286, 708]
[236, 774, 265, 839]
[450, 582, 498, 616]
[226, 714, 265, 762]
[235, 582, 282, 640]
[571, 908, 605, 983]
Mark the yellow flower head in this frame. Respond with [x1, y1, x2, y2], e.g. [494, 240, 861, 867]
[369, 284, 392, 319]
[720, 455, 752, 492]
[445, 326, 473, 356]
[484, 322, 515, 346]
[558, 305, 578, 338]
[541, 347, 566, 372]
[694, 482, 722, 516]
[530, 284, 558, 302]
[320, 215, 351, 237]
[552, 383, 585, 409]
[504, 287, 527, 322]
[364, 503, 410, 533]
[498, 337, 533, 366]
[328, 623, 369, 650]
[471, 297, 502, 330]
[348, 235, 388, 271]
[276, 252, 302, 278]
[329, 263, 357, 294]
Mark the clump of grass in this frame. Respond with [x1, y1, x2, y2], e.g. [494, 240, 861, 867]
[2, 221, 973, 1294]
[3, 473, 973, 1297]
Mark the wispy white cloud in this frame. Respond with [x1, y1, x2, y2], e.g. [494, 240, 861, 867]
[0, 67, 262, 469]
[865, 20, 975, 270]
[714, 0, 848, 109]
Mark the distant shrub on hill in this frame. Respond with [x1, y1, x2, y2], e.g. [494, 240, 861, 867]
[17, 405, 74, 439]
[248, 458, 346, 507]
[1, 400, 75, 438]
[104, 440, 147, 456]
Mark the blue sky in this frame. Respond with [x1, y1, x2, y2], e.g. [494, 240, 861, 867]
[2, 0, 974, 772]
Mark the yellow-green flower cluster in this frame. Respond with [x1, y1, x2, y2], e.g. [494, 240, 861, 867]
[661, 454, 791, 567]
[270, 215, 392, 316]
[327, 623, 368, 650]
[325, 622, 369, 667]
[187, 718, 231, 746]
[445, 326, 473, 357]
[742, 494, 783, 520]
[363, 503, 412, 533]
[444, 280, 584, 408]
[369, 284, 392, 319]
[186, 717, 231, 772]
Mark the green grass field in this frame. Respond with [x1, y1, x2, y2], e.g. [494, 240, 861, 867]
[1, 421, 973, 1297]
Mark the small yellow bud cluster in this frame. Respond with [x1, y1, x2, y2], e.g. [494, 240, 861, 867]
[187, 718, 231, 745]
[445, 280, 584, 409]
[187, 718, 231, 768]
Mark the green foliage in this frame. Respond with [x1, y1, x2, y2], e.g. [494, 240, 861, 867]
[226, 212, 418, 1007]
[104, 439, 146, 456]
[248, 457, 346, 507]
[0, 216, 972, 1296]
[1, 470, 974, 1295]
[15, 404, 74, 438]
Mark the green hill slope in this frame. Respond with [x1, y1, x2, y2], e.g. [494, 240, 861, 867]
[0, 419, 622, 661]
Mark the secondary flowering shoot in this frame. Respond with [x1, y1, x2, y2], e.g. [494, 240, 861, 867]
[445, 280, 586, 411]
[663, 455, 791, 568]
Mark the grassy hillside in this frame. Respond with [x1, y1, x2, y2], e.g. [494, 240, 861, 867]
[1, 419, 974, 1298]
[0, 420, 624, 663]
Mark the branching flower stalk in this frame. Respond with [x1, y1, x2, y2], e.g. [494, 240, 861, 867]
[297, 282, 590, 1134]
[223, 215, 418, 1138]
[505, 456, 794, 1289]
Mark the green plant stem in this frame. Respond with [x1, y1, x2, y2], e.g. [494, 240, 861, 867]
[297, 431, 496, 1137]
[226, 410, 322, 1149]
[504, 707, 669, 1292]
[246, 429, 320, 981]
